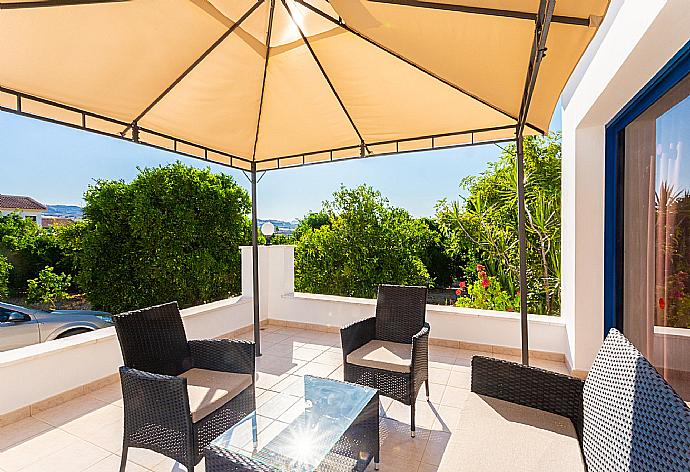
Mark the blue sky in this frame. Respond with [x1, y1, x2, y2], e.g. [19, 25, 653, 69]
[0, 106, 561, 221]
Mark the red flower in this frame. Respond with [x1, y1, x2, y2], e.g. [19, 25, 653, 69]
[459, 281, 466, 289]
[481, 278, 490, 288]
[476, 264, 485, 272]
[455, 289, 462, 295]
[659, 298, 666, 310]
[507, 308, 514, 312]
[479, 271, 487, 278]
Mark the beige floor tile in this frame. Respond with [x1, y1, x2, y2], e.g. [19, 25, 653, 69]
[294, 361, 338, 378]
[446, 370, 471, 389]
[292, 347, 325, 362]
[0, 427, 77, 472]
[149, 455, 196, 472]
[256, 354, 301, 376]
[79, 418, 124, 453]
[83, 454, 148, 472]
[254, 371, 286, 390]
[417, 462, 439, 472]
[430, 405, 462, 432]
[57, 403, 123, 439]
[297, 341, 332, 352]
[256, 392, 300, 420]
[440, 386, 469, 408]
[18, 437, 110, 472]
[312, 350, 343, 366]
[420, 431, 452, 466]
[263, 342, 295, 357]
[428, 359, 455, 371]
[85, 382, 123, 405]
[126, 447, 172, 470]
[428, 368, 451, 386]
[0, 326, 571, 471]
[32, 395, 111, 428]
[271, 374, 305, 397]
[327, 366, 344, 381]
[260, 332, 291, 345]
[256, 389, 278, 408]
[369, 457, 421, 472]
[428, 346, 460, 359]
[422, 383, 444, 404]
[0, 417, 53, 451]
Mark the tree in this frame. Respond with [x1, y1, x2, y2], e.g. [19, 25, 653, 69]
[0, 255, 11, 299]
[436, 133, 562, 315]
[0, 213, 74, 295]
[78, 162, 251, 313]
[294, 185, 432, 298]
[26, 266, 71, 309]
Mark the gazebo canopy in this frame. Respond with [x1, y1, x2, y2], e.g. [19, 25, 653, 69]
[0, 0, 608, 171]
[0, 0, 609, 360]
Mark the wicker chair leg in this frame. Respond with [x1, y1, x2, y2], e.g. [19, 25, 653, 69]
[118, 440, 128, 472]
[425, 380, 430, 399]
[410, 403, 416, 437]
[251, 413, 258, 450]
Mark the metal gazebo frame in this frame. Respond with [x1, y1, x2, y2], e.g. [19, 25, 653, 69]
[0, 0, 563, 365]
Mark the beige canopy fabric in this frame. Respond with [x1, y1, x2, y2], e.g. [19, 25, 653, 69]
[0, 0, 608, 171]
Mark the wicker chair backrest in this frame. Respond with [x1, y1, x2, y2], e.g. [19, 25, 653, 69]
[582, 328, 690, 472]
[113, 301, 192, 376]
[375, 285, 427, 344]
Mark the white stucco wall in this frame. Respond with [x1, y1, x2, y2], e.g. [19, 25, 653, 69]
[1, 245, 568, 417]
[0, 297, 253, 416]
[561, 0, 690, 371]
[242, 245, 568, 356]
[0, 209, 43, 226]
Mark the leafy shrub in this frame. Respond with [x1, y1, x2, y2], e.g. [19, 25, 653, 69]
[437, 133, 562, 315]
[295, 185, 432, 298]
[0, 255, 11, 299]
[26, 266, 72, 309]
[79, 162, 251, 313]
[0, 213, 79, 295]
[455, 264, 519, 312]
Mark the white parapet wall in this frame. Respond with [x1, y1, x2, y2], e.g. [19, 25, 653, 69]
[0, 245, 569, 421]
[242, 245, 569, 358]
[0, 297, 253, 419]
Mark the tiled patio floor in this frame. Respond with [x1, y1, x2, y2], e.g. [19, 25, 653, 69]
[0, 326, 568, 472]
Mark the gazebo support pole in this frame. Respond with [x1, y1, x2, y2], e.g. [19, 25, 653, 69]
[250, 162, 262, 357]
[516, 131, 529, 366]
[515, 0, 555, 365]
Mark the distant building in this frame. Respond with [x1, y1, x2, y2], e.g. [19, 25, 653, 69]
[40, 216, 74, 229]
[0, 194, 47, 226]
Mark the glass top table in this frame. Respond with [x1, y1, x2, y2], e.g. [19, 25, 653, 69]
[206, 376, 379, 472]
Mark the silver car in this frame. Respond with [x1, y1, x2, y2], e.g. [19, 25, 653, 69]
[0, 302, 113, 351]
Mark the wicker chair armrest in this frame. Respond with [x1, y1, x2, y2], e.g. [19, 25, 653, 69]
[471, 356, 585, 442]
[189, 339, 255, 375]
[340, 317, 376, 356]
[119, 366, 192, 430]
[411, 323, 430, 370]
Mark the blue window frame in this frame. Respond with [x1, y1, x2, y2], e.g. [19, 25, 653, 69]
[604, 41, 690, 336]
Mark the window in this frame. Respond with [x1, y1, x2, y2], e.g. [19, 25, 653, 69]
[0, 307, 29, 323]
[606, 43, 690, 400]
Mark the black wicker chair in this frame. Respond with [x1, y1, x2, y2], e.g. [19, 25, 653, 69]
[113, 302, 256, 472]
[341, 284, 429, 437]
[471, 328, 690, 471]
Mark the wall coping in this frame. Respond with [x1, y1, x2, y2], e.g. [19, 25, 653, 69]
[0, 296, 250, 368]
[287, 292, 565, 326]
